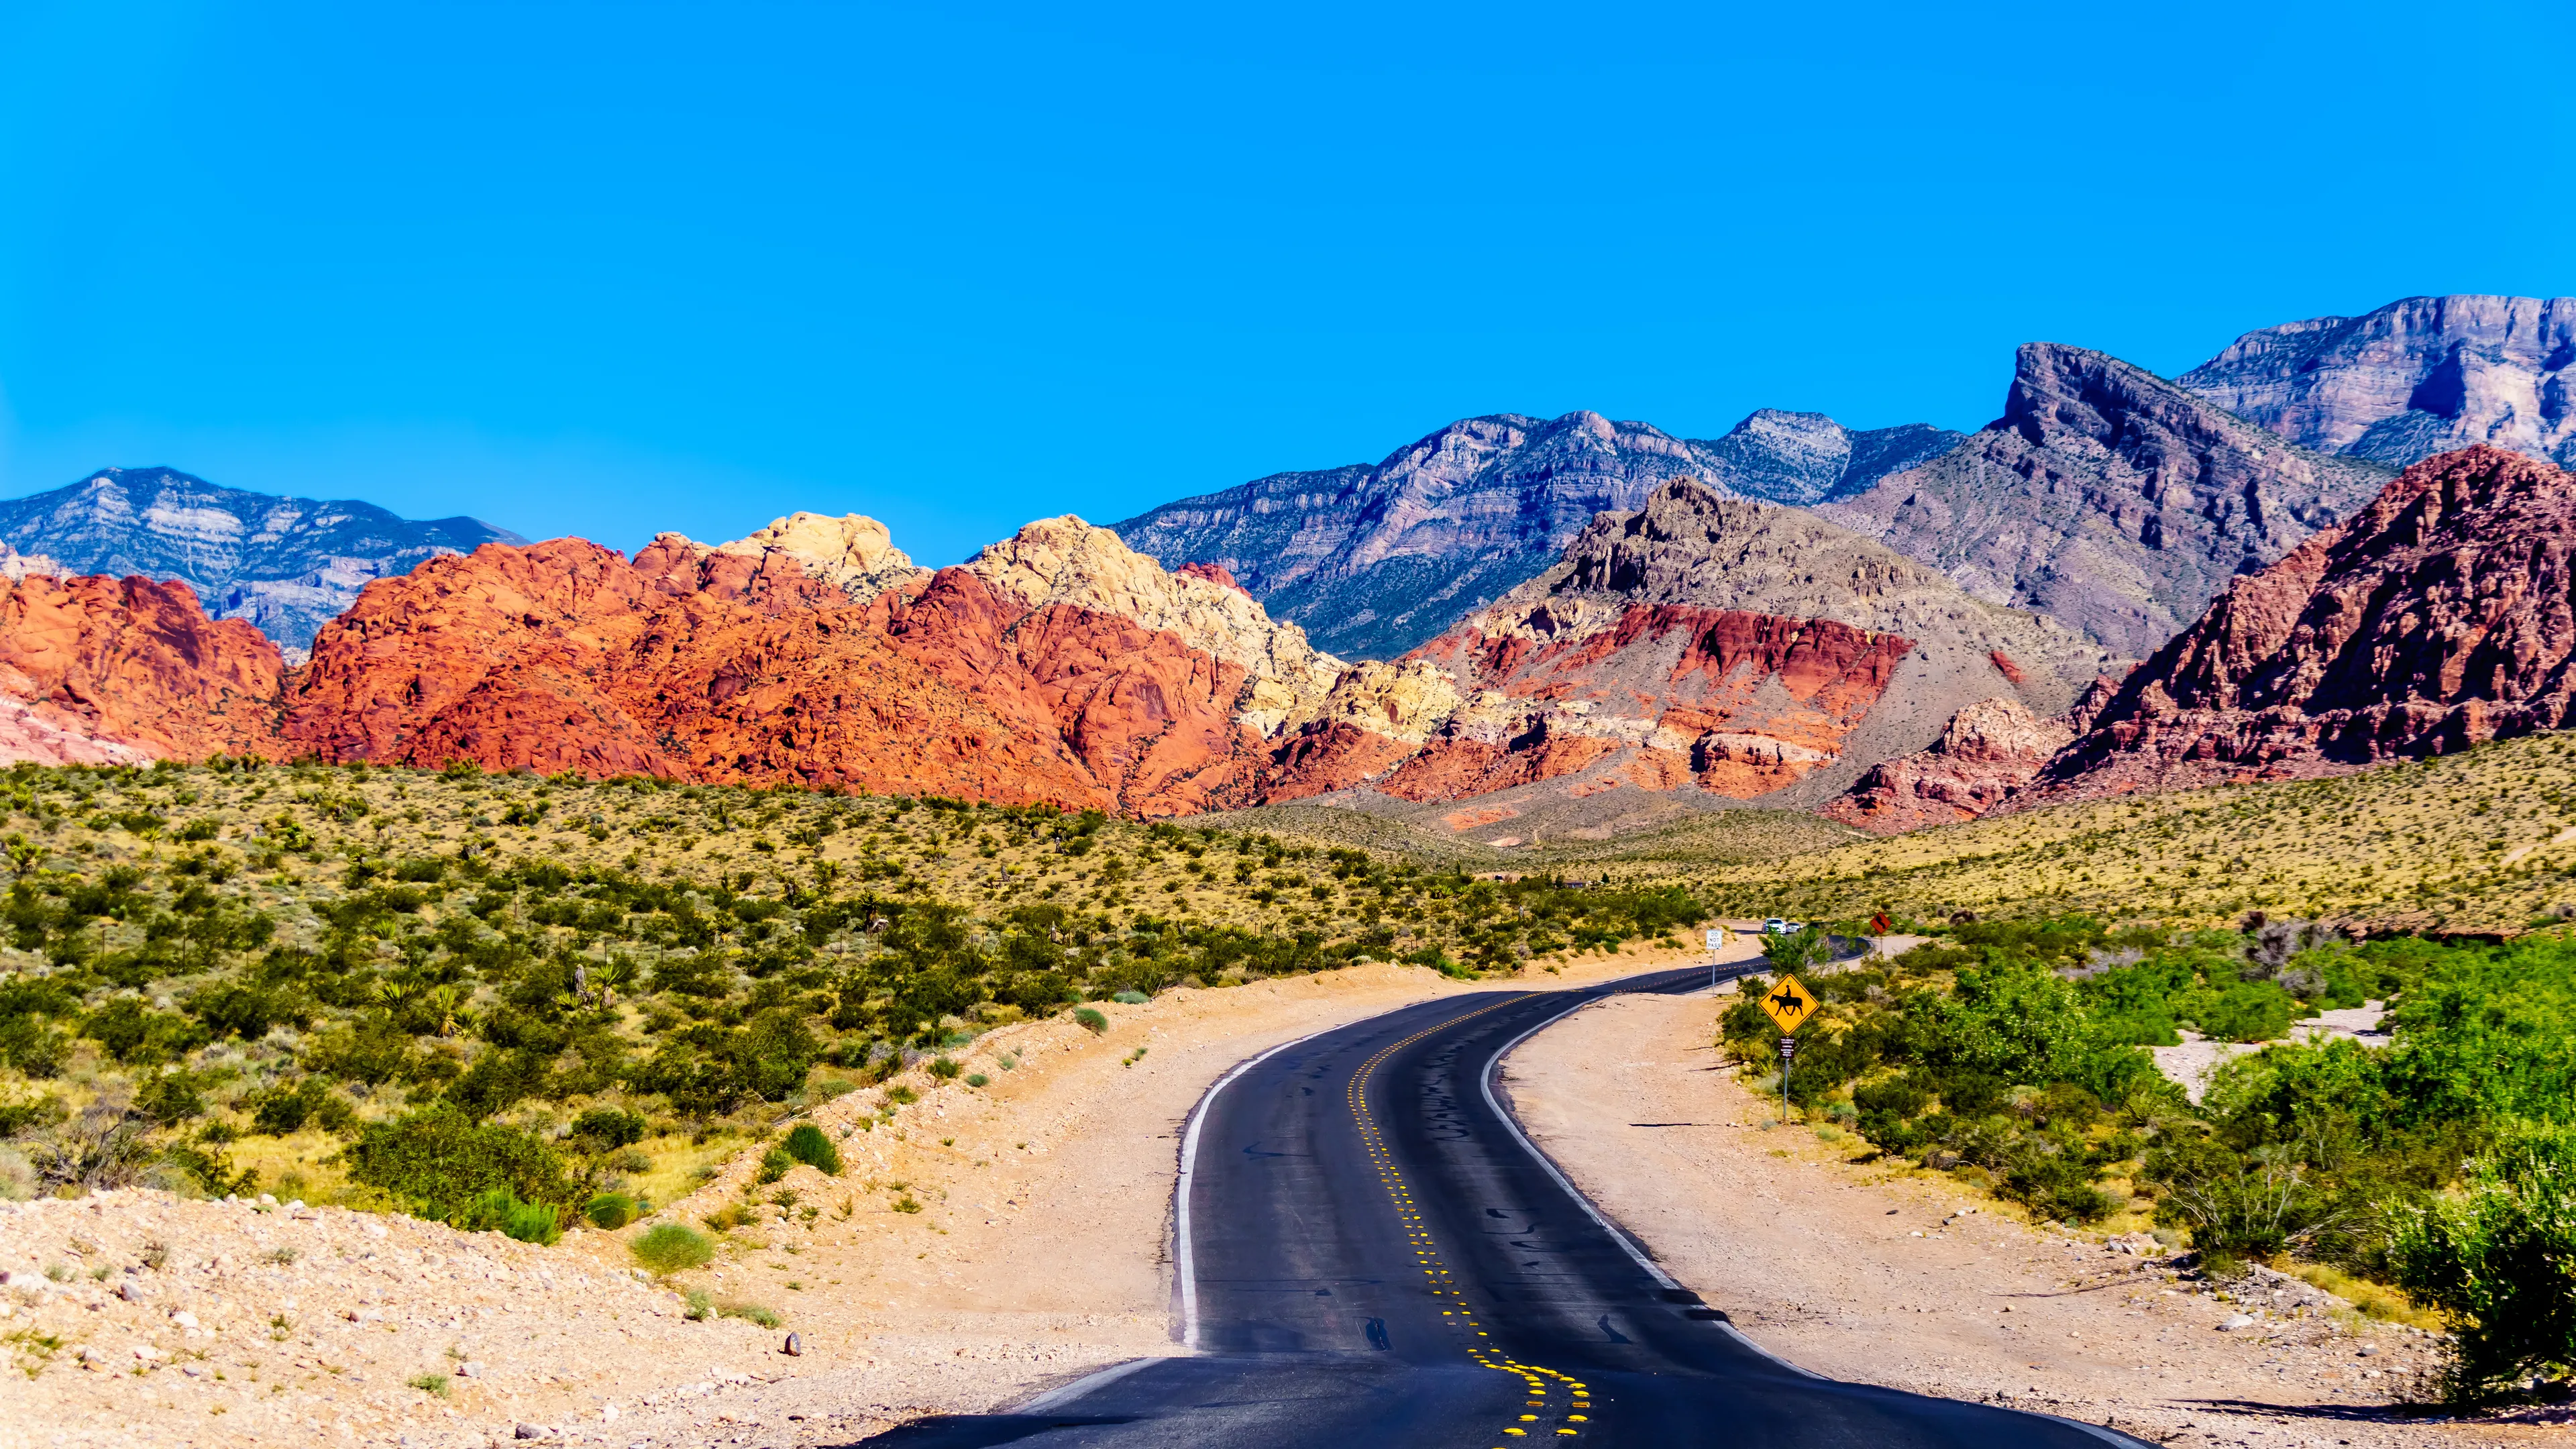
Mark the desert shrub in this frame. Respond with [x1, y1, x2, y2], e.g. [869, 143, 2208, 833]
[2181, 979, 2297, 1043]
[341, 1104, 574, 1219]
[2391, 1120, 2576, 1401]
[632, 1222, 714, 1277]
[1073, 1008, 1108, 1035]
[927, 1057, 961, 1081]
[83, 997, 208, 1064]
[451, 1187, 561, 1245]
[1110, 989, 1149, 1005]
[754, 1146, 795, 1185]
[569, 1108, 649, 1152]
[248, 1077, 354, 1136]
[781, 1122, 841, 1176]
[2142, 1133, 2336, 1267]
[684, 1288, 713, 1320]
[719, 1300, 781, 1328]
[883, 1083, 918, 1105]
[584, 1192, 640, 1229]
[965, 1073, 988, 1087]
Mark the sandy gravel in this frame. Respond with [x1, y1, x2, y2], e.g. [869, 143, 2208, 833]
[1501, 990, 2559, 1449]
[0, 943, 1718, 1449]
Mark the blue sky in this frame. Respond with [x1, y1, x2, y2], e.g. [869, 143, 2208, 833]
[1, 1, 2569, 566]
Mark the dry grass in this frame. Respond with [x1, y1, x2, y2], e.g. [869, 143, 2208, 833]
[1203, 798, 1854, 873]
[1683, 731, 2576, 933]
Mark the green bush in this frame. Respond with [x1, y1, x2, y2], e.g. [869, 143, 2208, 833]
[683, 1288, 712, 1320]
[927, 1057, 961, 1081]
[583, 1192, 640, 1230]
[1110, 989, 1149, 1005]
[719, 1300, 782, 1328]
[631, 1223, 714, 1277]
[781, 1122, 841, 1176]
[341, 1104, 574, 1220]
[1073, 1008, 1108, 1035]
[2392, 1121, 2576, 1401]
[753, 1146, 795, 1185]
[451, 1188, 561, 1245]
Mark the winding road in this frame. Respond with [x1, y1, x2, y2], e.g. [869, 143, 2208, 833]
[857, 967, 2145, 1448]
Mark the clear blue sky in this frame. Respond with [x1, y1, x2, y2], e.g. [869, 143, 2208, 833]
[2, 1, 2569, 566]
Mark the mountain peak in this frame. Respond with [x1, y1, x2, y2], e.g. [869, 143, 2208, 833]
[2178, 294, 2576, 470]
[1817, 342, 2392, 657]
[0, 466, 524, 654]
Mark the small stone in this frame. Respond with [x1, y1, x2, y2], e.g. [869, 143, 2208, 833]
[169, 1310, 199, 1329]
[457, 1360, 485, 1378]
[515, 1425, 544, 1440]
[258, 1194, 278, 1207]
[2220, 1313, 2258, 1331]
[116, 1280, 144, 1303]
[283, 1199, 306, 1212]
[782, 1331, 802, 1356]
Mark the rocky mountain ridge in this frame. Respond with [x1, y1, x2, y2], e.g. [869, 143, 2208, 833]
[1816, 344, 2393, 657]
[1112, 407, 1960, 659]
[2023, 445, 2576, 803]
[2180, 294, 2576, 470]
[0, 467, 524, 655]
[1259, 480, 2110, 819]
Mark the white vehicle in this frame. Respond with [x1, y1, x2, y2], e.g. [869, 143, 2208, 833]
[1763, 918, 1788, 934]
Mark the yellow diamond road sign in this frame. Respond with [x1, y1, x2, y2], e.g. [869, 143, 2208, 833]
[1758, 973, 1817, 1034]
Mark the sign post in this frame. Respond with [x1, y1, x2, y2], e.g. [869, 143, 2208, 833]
[1756, 973, 1817, 1124]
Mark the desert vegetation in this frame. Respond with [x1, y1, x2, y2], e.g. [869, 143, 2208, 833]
[0, 757, 1703, 1220]
[1700, 732, 2576, 936]
[1723, 913, 2576, 1401]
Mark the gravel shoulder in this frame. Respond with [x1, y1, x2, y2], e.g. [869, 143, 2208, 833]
[1498, 990, 2558, 1449]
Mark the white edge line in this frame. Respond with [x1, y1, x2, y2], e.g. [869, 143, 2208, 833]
[1013, 1354, 1160, 1414]
[1479, 980, 1829, 1381]
[1174, 1024, 1338, 1350]
[2033, 1412, 2161, 1449]
[1481, 977, 2165, 1444]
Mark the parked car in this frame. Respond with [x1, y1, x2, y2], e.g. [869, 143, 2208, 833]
[1764, 918, 1787, 934]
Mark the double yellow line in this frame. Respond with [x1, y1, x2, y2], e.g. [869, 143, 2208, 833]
[1344, 998, 1593, 1442]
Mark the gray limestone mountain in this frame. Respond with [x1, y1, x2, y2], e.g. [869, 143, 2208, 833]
[1113, 407, 1959, 660]
[1815, 343, 2392, 659]
[2178, 294, 2576, 470]
[1695, 409, 1964, 506]
[0, 467, 523, 656]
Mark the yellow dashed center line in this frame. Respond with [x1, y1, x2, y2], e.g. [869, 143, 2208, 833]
[1344, 998, 1587, 1444]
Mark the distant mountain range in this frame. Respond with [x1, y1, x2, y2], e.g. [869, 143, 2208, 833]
[1111, 409, 1962, 660]
[1120, 293, 2571, 662]
[4, 292, 2572, 849]
[0, 467, 523, 655]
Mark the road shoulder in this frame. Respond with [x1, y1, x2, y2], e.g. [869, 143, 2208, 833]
[1497, 989, 2514, 1449]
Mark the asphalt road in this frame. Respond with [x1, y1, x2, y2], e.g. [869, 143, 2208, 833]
[855, 966, 2143, 1448]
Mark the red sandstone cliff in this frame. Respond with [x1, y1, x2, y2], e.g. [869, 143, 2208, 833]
[2028, 446, 2576, 802]
[279, 517, 1334, 814]
[0, 574, 286, 764]
[1821, 696, 2075, 834]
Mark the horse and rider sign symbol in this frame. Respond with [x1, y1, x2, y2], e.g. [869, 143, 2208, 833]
[1758, 974, 1817, 1034]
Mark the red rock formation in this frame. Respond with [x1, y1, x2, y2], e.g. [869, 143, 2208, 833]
[1823, 696, 2074, 834]
[0, 574, 286, 763]
[282, 536, 1275, 814]
[1176, 561, 1253, 598]
[1389, 602, 1914, 800]
[2031, 447, 2576, 802]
